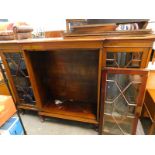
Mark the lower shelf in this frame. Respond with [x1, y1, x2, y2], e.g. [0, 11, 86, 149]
[40, 101, 98, 124]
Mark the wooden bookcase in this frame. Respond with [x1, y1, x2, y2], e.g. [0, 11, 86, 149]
[0, 37, 154, 134]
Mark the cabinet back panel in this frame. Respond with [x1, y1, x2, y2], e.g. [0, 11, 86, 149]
[28, 49, 99, 105]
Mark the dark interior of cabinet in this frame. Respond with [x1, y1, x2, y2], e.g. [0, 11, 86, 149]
[3, 52, 36, 105]
[26, 49, 99, 120]
[106, 52, 143, 68]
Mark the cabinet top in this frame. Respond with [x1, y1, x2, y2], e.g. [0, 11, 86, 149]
[0, 34, 155, 45]
[0, 37, 104, 44]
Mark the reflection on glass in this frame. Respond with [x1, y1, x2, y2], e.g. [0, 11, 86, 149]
[4, 52, 35, 105]
[104, 115, 134, 135]
[103, 73, 142, 134]
[106, 52, 143, 68]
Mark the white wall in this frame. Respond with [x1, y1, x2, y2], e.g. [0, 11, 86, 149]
[1, 0, 155, 32]
[0, 0, 67, 31]
[6, 18, 66, 31]
[23, 19, 66, 31]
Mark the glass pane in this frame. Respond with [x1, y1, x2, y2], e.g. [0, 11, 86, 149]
[4, 52, 35, 105]
[103, 73, 142, 135]
[106, 52, 143, 68]
[106, 80, 120, 102]
[103, 114, 134, 135]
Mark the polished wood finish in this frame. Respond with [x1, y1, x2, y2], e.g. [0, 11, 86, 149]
[142, 70, 155, 118]
[24, 49, 100, 123]
[144, 90, 155, 119]
[0, 80, 9, 95]
[102, 39, 153, 68]
[0, 36, 154, 133]
[143, 89, 155, 134]
[45, 31, 64, 38]
[66, 19, 149, 35]
[97, 48, 103, 120]
[64, 29, 153, 38]
[146, 70, 155, 89]
[99, 69, 107, 134]
[147, 89, 155, 103]
[39, 111, 98, 124]
[22, 51, 43, 110]
[142, 70, 155, 134]
[69, 24, 117, 34]
[40, 101, 97, 124]
[0, 71, 9, 95]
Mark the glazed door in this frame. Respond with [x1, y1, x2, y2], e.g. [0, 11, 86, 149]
[0, 52, 36, 110]
[103, 47, 151, 68]
[99, 68, 148, 135]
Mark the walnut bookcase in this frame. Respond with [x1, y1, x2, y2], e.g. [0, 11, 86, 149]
[0, 37, 154, 134]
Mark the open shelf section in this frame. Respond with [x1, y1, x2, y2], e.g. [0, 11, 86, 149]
[41, 100, 97, 124]
[25, 49, 100, 123]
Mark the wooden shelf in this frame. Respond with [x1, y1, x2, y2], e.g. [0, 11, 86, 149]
[41, 101, 97, 124]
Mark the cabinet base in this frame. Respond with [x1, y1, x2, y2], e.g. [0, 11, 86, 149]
[38, 111, 98, 125]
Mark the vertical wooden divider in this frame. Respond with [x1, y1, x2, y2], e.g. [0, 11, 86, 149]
[22, 50, 43, 110]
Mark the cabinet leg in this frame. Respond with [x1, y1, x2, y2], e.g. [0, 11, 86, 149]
[93, 124, 99, 132]
[39, 115, 45, 122]
[20, 109, 26, 115]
